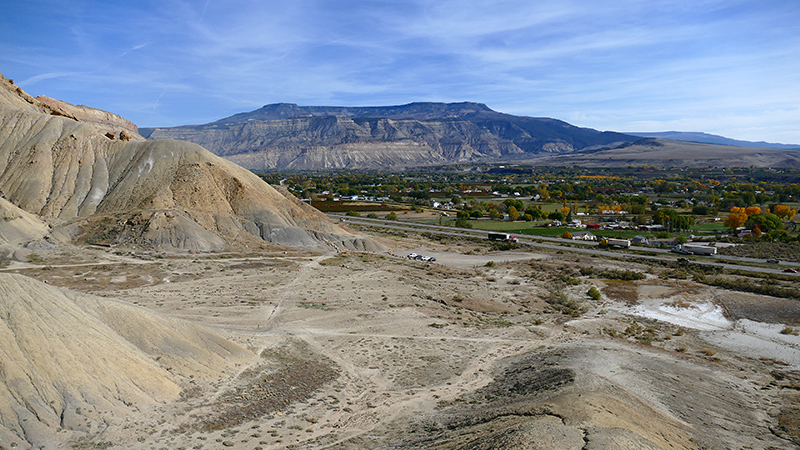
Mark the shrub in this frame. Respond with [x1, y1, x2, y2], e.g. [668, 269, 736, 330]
[366, 213, 379, 219]
[490, 241, 518, 251]
[346, 210, 361, 217]
[546, 289, 587, 317]
[698, 276, 800, 300]
[562, 231, 573, 239]
[455, 217, 472, 228]
[386, 212, 398, 220]
[599, 269, 646, 281]
[587, 286, 602, 300]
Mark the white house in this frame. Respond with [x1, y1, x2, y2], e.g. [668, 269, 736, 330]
[571, 231, 597, 241]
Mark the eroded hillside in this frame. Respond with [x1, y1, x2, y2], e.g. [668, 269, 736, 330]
[0, 72, 378, 252]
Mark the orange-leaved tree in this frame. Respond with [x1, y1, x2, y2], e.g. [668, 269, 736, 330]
[744, 206, 762, 215]
[724, 206, 749, 230]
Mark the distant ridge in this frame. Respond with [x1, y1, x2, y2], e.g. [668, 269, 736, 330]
[628, 131, 800, 150]
[142, 102, 800, 170]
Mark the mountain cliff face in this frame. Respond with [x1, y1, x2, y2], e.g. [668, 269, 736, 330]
[0, 71, 378, 252]
[142, 102, 637, 171]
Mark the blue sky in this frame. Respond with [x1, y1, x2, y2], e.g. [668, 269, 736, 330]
[2, 0, 799, 144]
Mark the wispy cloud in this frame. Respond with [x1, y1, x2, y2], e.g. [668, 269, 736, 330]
[1, 0, 798, 143]
[19, 71, 85, 86]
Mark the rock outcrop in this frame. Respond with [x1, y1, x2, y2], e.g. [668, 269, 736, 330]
[0, 71, 379, 251]
[35, 95, 146, 142]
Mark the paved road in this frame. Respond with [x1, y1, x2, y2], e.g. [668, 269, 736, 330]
[331, 214, 800, 276]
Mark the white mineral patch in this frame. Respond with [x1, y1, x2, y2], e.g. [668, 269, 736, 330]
[627, 300, 732, 331]
[701, 319, 800, 368]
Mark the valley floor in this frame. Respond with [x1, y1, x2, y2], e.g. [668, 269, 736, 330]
[2, 231, 799, 449]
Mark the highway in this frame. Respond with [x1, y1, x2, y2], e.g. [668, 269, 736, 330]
[330, 214, 800, 277]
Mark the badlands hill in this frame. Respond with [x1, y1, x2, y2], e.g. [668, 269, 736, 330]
[141, 102, 637, 171]
[0, 72, 377, 252]
[0, 197, 48, 247]
[0, 273, 252, 448]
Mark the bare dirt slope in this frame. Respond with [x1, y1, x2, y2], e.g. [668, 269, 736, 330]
[0, 71, 378, 252]
[0, 273, 253, 449]
[0, 197, 48, 246]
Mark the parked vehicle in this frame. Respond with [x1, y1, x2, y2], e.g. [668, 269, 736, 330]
[671, 244, 717, 255]
[407, 252, 436, 262]
[601, 238, 631, 248]
[487, 232, 518, 243]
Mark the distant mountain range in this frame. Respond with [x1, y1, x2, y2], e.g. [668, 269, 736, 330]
[141, 102, 800, 171]
[628, 131, 800, 150]
[141, 102, 638, 171]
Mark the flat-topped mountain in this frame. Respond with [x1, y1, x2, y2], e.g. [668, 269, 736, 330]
[142, 102, 638, 171]
[142, 102, 800, 170]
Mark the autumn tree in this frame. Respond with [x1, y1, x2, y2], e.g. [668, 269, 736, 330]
[724, 207, 749, 230]
[508, 206, 520, 221]
[745, 206, 762, 215]
[773, 204, 797, 220]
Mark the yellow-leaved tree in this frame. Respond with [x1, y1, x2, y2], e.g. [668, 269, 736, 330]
[724, 206, 749, 230]
[773, 204, 797, 220]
